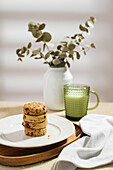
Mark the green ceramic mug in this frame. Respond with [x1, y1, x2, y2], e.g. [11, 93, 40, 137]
[64, 84, 100, 121]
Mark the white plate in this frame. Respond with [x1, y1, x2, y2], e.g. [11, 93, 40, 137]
[0, 114, 75, 148]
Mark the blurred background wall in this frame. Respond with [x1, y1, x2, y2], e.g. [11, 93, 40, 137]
[0, 0, 113, 102]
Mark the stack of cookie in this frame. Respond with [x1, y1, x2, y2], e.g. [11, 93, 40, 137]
[22, 102, 47, 137]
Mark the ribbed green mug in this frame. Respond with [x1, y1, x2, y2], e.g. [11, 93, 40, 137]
[64, 84, 99, 121]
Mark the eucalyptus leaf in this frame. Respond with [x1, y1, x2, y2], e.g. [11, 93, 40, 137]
[90, 16, 96, 24]
[32, 28, 41, 38]
[43, 43, 46, 51]
[36, 34, 43, 42]
[54, 51, 59, 56]
[44, 61, 50, 64]
[76, 52, 80, 59]
[30, 54, 35, 57]
[53, 58, 61, 65]
[79, 24, 88, 33]
[18, 53, 25, 57]
[28, 22, 36, 32]
[49, 50, 54, 55]
[16, 49, 21, 55]
[59, 53, 67, 59]
[85, 21, 94, 28]
[27, 49, 30, 55]
[68, 53, 73, 58]
[17, 58, 23, 62]
[68, 43, 75, 50]
[27, 42, 32, 48]
[42, 32, 52, 42]
[84, 50, 86, 55]
[61, 46, 68, 52]
[90, 43, 96, 48]
[32, 48, 41, 55]
[21, 46, 26, 53]
[34, 56, 42, 59]
[39, 23, 46, 30]
[40, 52, 45, 58]
[60, 41, 67, 45]
[45, 52, 50, 59]
[57, 45, 62, 50]
[85, 21, 89, 27]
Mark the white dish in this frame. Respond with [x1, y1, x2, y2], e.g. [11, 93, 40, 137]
[0, 114, 75, 148]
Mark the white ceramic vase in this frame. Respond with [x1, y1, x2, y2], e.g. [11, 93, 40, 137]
[43, 67, 73, 110]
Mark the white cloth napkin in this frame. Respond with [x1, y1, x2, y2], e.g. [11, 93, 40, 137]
[54, 114, 113, 170]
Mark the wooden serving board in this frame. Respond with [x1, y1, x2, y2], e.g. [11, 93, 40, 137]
[0, 124, 82, 166]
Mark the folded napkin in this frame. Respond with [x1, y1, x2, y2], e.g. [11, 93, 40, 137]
[54, 114, 113, 170]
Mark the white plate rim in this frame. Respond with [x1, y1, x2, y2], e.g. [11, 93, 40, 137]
[0, 114, 75, 148]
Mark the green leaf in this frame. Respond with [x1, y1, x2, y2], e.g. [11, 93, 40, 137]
[59, 53, 67, 59]
[43, 43, 46, 51]
[57, 45, 62, 50]
[34, 56, 42, 59]
[35, 34, 43, 42]
[32, 28, 41, 38]
[42, 32, 52, 42]
[39, 23, 46, 30]
[79, 24, 88, 33]
[49, 50, 54, 55]
[90, 16, 96, 24]
[85, 21, 94, 28]
[60, 41, 67, 45]
[16, 49, 21, 55]
[68, 53, 73, 58]
[28, 22, 36, 32]
[54, 51, 59, 56]
[17, 58, 23, 62]
[84, 50, 86, 55]
[40, 52, 45, 58]
[76, 52, 80, 59]
[21, 46, 26, 53]
[45, 52, 50, 59]
[27, 49, 30, 55]
[78, 34, 84, 39]
[90, 43, 96, 48]
[44, 61, 49, 65]
[32, 48, 41, 55]
[53, 58, 61, 65]
[85, 21, 89, 27]
[61, 46, 68, 52]
[27, 42, 32, 48]
[17, 53, 25, 57]
[30, 54, 35, 57]
[68, 44, 75, 50]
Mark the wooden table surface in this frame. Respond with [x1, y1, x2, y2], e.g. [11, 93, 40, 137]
[0, 102, 113, 170]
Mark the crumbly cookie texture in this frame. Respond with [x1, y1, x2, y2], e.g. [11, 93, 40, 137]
[24, 127, 47, 137]
[23, 102, 48, 137]
[24, 102, 47, 116]
[22, 119, 47, 130]
[23, 114, 47, 123]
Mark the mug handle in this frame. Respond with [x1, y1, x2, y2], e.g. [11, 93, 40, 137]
[88, 91, 100, 110]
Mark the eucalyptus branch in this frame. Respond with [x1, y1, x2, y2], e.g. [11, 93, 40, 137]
[16, 16, 96, 68]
